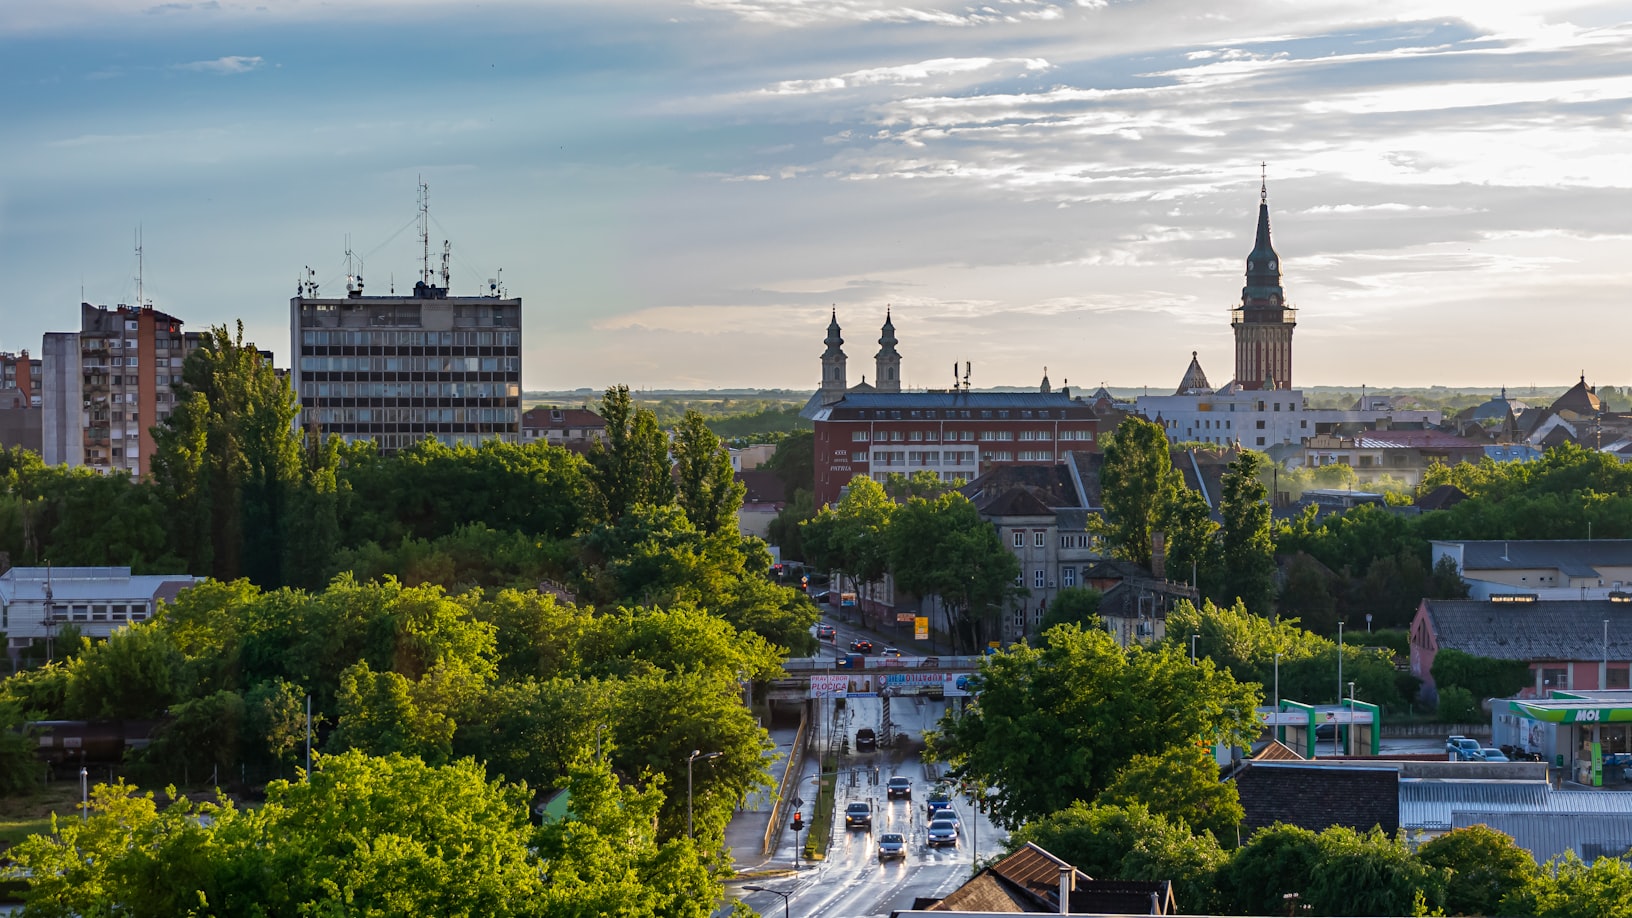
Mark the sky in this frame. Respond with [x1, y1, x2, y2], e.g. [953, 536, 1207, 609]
[1, 1, 1629, 394]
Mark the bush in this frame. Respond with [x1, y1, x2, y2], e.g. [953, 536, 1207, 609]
[1438, 685, 1479, 723]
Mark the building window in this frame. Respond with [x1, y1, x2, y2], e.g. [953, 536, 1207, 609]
[1012, 531, 1024, 548]
[1542, 667, 1568, 691]
[1063, 567, 1076, 587]
[1611, 668, 1631, 690]
[852, 430, 870, 442]
[1255, 420, 1266, 429]
[850, 451, 866, 462]
[910, 431, 923, 442]
[1034, 569, 1046, 589]
[1034, 531, 1045, 547]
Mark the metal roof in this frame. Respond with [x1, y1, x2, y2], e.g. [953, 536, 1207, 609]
[1453, 812, 1632, 863]
[1398, 779, 1550, 831]
[0, 567, 200, 604]
[1446, 539, 1632, 573]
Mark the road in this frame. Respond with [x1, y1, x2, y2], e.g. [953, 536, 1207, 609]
[737, 646, 1007, 918]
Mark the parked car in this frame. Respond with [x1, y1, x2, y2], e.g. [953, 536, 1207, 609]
[855, 728, 877, 751]
[1447, 736, 1482, 760]
[844, 801, 872, 830]
[926, 788, 954, 819]
[1478, 747, 1511, 762]
[817, 624, 836, 640]
[926, 817, 959, 848]
[849, 640, 875, 654]
[886, 776, 912, 799]
[877, 832, 906, 860]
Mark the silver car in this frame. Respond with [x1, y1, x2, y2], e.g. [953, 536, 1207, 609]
[926, 817, 959, 848]
[877, 832, 906, 860]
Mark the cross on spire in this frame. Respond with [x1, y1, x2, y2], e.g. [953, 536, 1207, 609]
[1260, 161, 1267, 204]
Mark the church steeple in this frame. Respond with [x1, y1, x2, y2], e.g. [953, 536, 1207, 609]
[875, 307, 901, 393]
[821, 307, 848, 403]
[1231, 166, 1296, 392]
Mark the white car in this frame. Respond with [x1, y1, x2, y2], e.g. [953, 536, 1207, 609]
[926, 817, 959, 848]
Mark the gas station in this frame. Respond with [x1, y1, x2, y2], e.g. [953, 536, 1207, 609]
[1262, 699, 1380, 758]
[1498, 690, 1632, 787]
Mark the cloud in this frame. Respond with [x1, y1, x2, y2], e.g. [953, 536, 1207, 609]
[175, 55, 262, 74]
[762, 57, 1051, 96]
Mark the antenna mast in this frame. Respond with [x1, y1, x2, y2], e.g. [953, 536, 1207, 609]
[134, 225, 145, 307]
[441, 240, 451, 290]
[418, 178, 431, 286]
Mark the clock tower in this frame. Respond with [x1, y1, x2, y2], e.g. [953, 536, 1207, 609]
[1231, 173, 1296, 391]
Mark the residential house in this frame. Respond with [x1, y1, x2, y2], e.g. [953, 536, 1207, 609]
[903, 841, 1177, 915]
[1409, 597, 1632, 701]
[520, 406, 606, 450]
[1431, 539, 1632, 600]
[1302, 429, 1484, 488]
[736, 468, 785, 541]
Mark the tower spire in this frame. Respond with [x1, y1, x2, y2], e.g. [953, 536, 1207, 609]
[875, 305, 901, 393]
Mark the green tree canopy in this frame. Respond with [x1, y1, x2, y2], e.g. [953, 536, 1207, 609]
[887, 490, 1020, 652]
[1415, 825, 1539, 917]
[1095, 417, 1182, 567]
[928, 623, 1260, 826]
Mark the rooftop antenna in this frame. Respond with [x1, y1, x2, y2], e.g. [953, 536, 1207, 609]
[963, 361, 972, 392]
[134, 225, 145, 307]
[345, 235, 355, 294]
[440, 239, 451, 290]
[418, 177, 431, 286]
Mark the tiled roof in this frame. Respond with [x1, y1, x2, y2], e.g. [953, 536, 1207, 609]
[1450, 539, 1632, 574]
[736, 469, 785, 504]
[1234, 762, 1399, 835]
[962, 465, 1080, 511]
[1421, 599, 1632, 661]
[978, 488, 1055, 518]
[823, 391, 1086, 409]
[1415, 484, 1469, 512]
[1552, 376, 1603, 416]
[520, 407, 606, 430]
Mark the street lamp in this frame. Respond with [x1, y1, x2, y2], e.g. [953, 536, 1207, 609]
[687, 750, 723, 839]
[743, 885, 793, 918]
[1273, 652, 1282, 739]
[1191, 633, 1200, 665]
[79, 766, 88, 822]
[1348, 681, 1357, 755]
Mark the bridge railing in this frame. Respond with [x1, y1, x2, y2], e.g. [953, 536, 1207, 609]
[781, 655, 984, 674]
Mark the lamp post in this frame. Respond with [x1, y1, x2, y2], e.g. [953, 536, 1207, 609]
[79, 766, 88, 822]
[688, 750, 723, 839]
[1191, 633, 1199, 665]
[1273, 652, 1282, 740]
[1336, 619, 1345, 718]
[743, 885, 793, 918]
[1348, 681, 1357, 756]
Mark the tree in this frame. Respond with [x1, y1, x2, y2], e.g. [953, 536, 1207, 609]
[1006, 802, 1226, 913]
[1415, 825, 1539, 917]
[1213, 823, 1323, 915]
[1096, 417, 1181, 566]
[802, 475, 895, 617]
[11, 752, 549, 917]
[1040, 587, 1103, 632]
[1302, 825, 1445, 916]
[151, 322, 302, 586]
[887, 491, 1020, 652]
[672, 409, 745, 536]
[1213, 450, 1275, 614]
[62, 623, 184, 720]
[1095, 744, 1243, 842]
[586, 385, 674, 523]
[764, 430, 814, 497]
[1278, 552, 1340, 636]
[1431, 649, 1533, 702]
[1160, 484, 1219, 592]
[927, 623, 1260, 826]
[1511, 851, 1632, 918]
[535, 754, 725, 918]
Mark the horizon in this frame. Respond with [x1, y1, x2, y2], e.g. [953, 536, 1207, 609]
[3, 2, 1629, 392]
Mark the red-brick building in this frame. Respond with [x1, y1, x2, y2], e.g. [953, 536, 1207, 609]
[798, 309, 1099, 507]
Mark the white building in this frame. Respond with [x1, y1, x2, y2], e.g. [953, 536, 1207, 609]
[0, 566, 200, 655]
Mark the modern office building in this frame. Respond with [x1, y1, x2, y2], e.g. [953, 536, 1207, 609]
[41, 304, 199, 476]
[290, 274, 522, 452]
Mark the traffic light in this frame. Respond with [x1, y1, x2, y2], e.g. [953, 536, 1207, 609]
[791, 812, 804, 831]
[800, 575, 809, 591]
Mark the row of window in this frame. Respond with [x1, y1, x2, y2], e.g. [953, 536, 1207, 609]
[86, 375, 184, 389]
[301, 382, 522, 399]
[1014, 531, 1100, 552]
[298, 356, 520, 373]
[850, 428, 1094, 443]
[47, 602, 150, 623]
[855, 408, 1078, 420]
[306, 408, 519, 425]
[300, 330, 522, 348]
[1014, 567, 1081, 589]
[870, 450, 978, 466]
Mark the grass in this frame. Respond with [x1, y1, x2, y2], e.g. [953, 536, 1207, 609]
[0, 782, 85, 849]
[802, 755, 837, 862]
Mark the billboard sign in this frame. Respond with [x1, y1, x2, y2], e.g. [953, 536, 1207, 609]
[914, 616, 929, 640]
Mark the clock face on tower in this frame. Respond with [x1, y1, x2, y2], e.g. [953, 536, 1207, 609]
[1269, 260, 1277, 270]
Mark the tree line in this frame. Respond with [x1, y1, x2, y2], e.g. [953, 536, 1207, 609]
[0, 327, 820, 915]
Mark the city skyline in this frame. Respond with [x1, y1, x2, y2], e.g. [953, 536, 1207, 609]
[2, 1, 1629, 392]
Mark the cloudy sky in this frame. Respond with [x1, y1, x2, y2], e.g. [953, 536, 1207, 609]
[1, 1, 1628, 393]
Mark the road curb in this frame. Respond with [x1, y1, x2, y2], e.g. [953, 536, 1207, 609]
[732, 868, 800, 881]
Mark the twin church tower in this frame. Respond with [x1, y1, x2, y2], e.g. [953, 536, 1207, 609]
[819, 307, 900, 404]
[815, 179, 1297, 396]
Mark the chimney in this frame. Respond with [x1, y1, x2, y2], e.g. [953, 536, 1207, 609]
[1058, 865, 1074, 915]
[1150, 531, 1166, 581]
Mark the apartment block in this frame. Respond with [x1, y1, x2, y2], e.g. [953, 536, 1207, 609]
[41, 304, 199, 476]
[291, 279, 522, 453]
